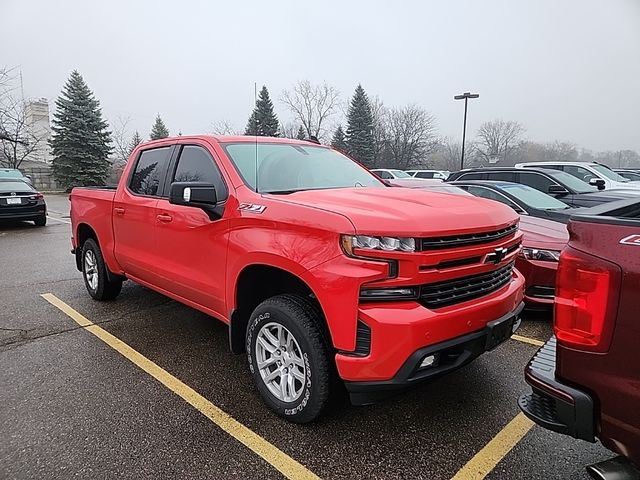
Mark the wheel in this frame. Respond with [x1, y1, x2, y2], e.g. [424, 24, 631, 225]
[34, 215, 46, 227]
[246, 294, 332, 423]
[81, 238, 122, 301]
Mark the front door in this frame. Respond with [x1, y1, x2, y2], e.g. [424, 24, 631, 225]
[154, 143, 230, 317]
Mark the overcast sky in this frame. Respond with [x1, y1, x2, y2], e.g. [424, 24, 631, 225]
[2, 0, 639, 151]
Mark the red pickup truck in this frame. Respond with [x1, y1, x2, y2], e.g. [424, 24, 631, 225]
[70, 135, 525, 422]
[519, 199, 640, 478]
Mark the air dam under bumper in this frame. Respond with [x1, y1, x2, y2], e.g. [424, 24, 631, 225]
[345, 301, 524, 405]
[518, 336, 596, 442]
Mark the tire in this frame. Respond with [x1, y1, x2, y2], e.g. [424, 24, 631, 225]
[34, 215, 46, 227]
[246, 294, 332, 423]
[81, 238, 122, 301]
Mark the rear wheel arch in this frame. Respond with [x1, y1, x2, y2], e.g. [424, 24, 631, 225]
[229, 264, 332, 354]
[75, 223, 99, 271]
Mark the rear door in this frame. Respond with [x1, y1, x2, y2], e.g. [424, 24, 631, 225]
[113, 145, 174, 282]
[154, 142, 230, 317]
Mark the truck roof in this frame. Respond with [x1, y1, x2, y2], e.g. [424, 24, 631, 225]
[141, 135, 327, 147]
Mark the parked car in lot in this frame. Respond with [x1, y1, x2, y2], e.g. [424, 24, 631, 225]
[370, 168, 414, 180]
[70, 135, 526, 422]
[0, 178, 46, 226]
[0, 168, 32, 185]
[516, 161, 640, 192]
[405, 169, 450, 180]
[519, 199, 640, 478]
[447, 167, 638, 208]
[614, 168, 640, 182]
[450, 180, 576, 223]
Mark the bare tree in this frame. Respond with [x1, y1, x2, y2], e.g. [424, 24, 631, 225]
[280, 80, 340, 141]
[111, 115, 132, 165]
[211, 119, 239, 135]
[475, 119, 524, 164]
[429, 137, 465, 171]
[383, 104, 438, 170]
[279, 122, 304, 139]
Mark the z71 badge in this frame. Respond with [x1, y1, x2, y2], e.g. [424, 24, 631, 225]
[239, 203, 267, 214]
[620, 234, 640, 246]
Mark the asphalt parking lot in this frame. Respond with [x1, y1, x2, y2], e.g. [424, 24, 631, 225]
[0, 194, 612, 479]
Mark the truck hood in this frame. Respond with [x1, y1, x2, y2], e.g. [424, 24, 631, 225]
[519, 216, 568, 250]
[269, 187, 518, 236]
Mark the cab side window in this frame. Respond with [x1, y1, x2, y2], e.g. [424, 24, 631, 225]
[457, 172, 484, 180]
[484, 172, 515, 182]
[129, 147, 172, 196]
[563, 165, 596, 183]
[377, 171, 392, 179]
[172, 145, 228, 201]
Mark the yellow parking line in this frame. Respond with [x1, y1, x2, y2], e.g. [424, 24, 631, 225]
[451, 413, 534, 480]
[41, 293, 319, 480]
[511, 334, 545, 347]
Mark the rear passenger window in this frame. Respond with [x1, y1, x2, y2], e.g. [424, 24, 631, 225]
[457, 172, 484, 180]
[416, 172, 435, 179]
[517, 172, 556, 193]
[172, 145, 228, 201]
[485, 172, 515, 182]
[129, 147, 172, 196]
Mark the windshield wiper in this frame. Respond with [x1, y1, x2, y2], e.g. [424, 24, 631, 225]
[261, 189, 307, 195]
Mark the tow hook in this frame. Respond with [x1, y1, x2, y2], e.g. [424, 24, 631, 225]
[586, 456, 640, 480]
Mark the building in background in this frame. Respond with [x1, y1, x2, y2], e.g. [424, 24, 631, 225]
[25, 98, 51, 164]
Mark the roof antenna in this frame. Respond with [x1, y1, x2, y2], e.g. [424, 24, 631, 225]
[254, 82, 259, 193]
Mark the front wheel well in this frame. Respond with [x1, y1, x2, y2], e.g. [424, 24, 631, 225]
[229, 265, 329, 354]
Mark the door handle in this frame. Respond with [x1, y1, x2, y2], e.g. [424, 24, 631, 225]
[114, 207, 125, 215]
[157, 213, 173, 223]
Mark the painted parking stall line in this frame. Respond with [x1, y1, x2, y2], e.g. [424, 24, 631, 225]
[41, 293, 320, 480]
[46, 215, 71, 224]
[451, 413, 535, 480]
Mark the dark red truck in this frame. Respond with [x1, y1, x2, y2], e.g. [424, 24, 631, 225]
[70, 135, 526, 422]
[519, 199, 640, 478]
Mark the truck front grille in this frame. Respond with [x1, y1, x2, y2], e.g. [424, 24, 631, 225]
[420, 224, 518, 250]
[419, 262, 514, 308]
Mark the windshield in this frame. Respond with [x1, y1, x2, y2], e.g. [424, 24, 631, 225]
[499, 183, 569, 210]
[591, 164, 629, 182]
[390, 170, 411, 178]
[222, 143, 385, 193]
[551, 170, 596, 193]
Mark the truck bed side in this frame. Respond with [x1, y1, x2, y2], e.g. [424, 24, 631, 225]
[70, 187, 121, 274]
[560, 200, 640, 462]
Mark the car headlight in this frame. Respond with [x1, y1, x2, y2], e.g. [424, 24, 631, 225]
[341, 235, 415, 256]
[521, 248, 561, 262]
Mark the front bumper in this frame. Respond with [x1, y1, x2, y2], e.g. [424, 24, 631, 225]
[515, 256, 557, 307]
[518, 336, 596, 442]
[345, 301, 525, 405]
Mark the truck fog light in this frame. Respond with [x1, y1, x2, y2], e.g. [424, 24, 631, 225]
[419, 354, 438, 369]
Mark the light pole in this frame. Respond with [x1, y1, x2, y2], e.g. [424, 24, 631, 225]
[454, 92, 479, 169]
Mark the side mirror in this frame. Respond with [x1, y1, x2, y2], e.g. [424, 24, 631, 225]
[169, 182, 219, 217]
[589, 178, 606, 190]
[547, 185, 569, 196]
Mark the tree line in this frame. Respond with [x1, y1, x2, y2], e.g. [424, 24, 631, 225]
[1, 67, 638, 189]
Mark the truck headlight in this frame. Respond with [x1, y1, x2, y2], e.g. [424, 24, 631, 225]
[341, 235, 416, 255]
[521, 248, 560, 262]
[359, 287, 418, 301]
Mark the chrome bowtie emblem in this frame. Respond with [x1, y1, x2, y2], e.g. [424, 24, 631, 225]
[485, 247, 508, 264]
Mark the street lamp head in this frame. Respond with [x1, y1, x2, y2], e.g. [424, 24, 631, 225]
[454, 92, 480, 100]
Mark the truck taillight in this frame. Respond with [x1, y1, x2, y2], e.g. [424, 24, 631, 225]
[554, 248, 620, 352]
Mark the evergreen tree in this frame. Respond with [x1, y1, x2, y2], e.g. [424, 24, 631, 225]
[331, 125, 347, 152]
[345, 84, 375, 166]
[128, 130, 143, 155]
[245, 85, 280, 136]
[296, 126, 306, 140]
[50, 70, 112, 189]
[150, 114, 169, 140]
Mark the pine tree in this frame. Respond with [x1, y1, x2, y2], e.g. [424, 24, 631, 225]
[345, 84, 375, 166]
[296, 126, 306, 140]
[245, 85, 280, 136]
[150, 114, 169, 140]
[331, 125, 347, 152]
[128, 131, 143, 155]
[50, 70, 112, 189]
